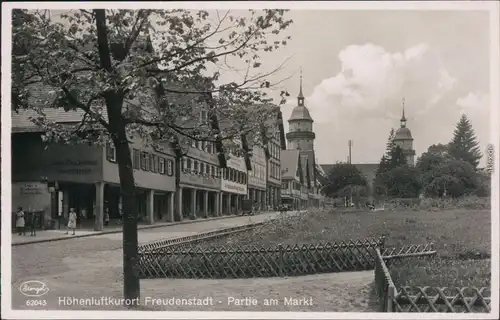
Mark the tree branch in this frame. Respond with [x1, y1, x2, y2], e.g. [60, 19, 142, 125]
[94, 9, 113, 73]
[61, 87, 109, 130]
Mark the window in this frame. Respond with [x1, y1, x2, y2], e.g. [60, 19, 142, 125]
[151, 154, 158, 173]
[206, 164, 210, 175]
[194, 161, 199, 173]
[186, 158, 192, 171]
[242, 172, 247, 184]
[200, 163, 205, 175]
[201, 109, 208, 122]
[229, 168, 234, 182]
[207, 142, 213, 154]
[141, 152, 149, 170]
[106, 143, 116, 162]
[167, 159, 174, 176]
[201, 141, 206, 151]
[133, 149, 140, 169]
[159, 157, 166, 174]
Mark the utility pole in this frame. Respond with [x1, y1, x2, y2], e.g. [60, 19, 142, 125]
[348, 140, 353, 164]
[347, 140, 353, 207]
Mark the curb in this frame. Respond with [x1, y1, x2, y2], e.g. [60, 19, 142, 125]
[11, 213, 266, 247]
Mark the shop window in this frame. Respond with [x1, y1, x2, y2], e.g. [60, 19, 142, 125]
[106, 143, 116, 162]
[159, 157, 166, 174]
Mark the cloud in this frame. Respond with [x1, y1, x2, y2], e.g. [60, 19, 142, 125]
[281, 42, 459, 163]
[457, 92, 489, 114]
[299, 43, 455, 124]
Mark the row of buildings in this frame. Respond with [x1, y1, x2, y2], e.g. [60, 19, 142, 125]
[11, 76, 329, 231]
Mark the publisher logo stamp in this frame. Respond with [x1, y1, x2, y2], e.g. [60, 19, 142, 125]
[19, 280, 50, 297]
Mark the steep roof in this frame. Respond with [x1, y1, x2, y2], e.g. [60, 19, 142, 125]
[289, 105, 313, 122]
[12, 108, 109, 133]
[394, 127, 413, 140]
[280, 149, 301, 179]
[300, 150, 317, 187]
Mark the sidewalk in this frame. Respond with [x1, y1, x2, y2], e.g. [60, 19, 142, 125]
[11, 211, 289, 246]
[11, 213, 272, 246]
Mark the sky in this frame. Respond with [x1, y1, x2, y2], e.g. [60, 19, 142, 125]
[252, 9, 492, 166]
[37, 7, 494, 166]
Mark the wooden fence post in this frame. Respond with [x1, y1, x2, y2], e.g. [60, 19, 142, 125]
[386, 285, 395, 312]
[278, 244, 284, 277]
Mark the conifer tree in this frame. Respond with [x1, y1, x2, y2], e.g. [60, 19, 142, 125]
[448, 114, 482, 169]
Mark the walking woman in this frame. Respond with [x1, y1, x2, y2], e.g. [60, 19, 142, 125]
[65, 208, 77, 235]
[16, 206, 26, 236]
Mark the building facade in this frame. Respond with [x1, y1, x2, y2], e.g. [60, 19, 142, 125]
[393, 101, 416, 165]
[220, 155, 248, 214]
[12, 109, 177, 231]
[248, 144, 267, 211]
[266, 130, 282, 210]
[178, 138, 222, 220]
[280, 149, 304, 210]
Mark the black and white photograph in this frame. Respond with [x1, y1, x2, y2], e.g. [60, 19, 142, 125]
[2, 1, 499, 319]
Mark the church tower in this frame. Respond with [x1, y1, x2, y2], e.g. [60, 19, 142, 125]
[286, 70, 315, 151]
[393, 99, 416, 165]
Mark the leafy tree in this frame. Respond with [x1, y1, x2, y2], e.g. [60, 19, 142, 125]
[416, 150, 448, 177]
[12, 9, 292, 303]
[380, 165, 422, 198]
[323, 162, 367, 198]
[423, 158, 478, 198]
[427, 143, 449, 156]
[448, 114, 482, 169]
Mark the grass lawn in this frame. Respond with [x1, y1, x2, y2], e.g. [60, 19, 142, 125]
[196, 208, 491, 288]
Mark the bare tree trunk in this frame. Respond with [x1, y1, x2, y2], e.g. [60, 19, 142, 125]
[94, 9, 140, 303]
[113, 125, 140, 303]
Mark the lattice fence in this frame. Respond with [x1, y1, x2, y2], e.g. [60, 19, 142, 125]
[138, 237, 385, 279]
[138, 223, 264, 254]
[393, 286, 491, 313]
[374, 245, 491, 313]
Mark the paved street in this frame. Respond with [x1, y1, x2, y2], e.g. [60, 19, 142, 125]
[11, 211, 299, 310]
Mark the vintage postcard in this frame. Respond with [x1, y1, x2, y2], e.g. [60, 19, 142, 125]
[2, 1, 499, 319]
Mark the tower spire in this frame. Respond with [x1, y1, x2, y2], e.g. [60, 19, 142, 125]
[400, 98, 407, 128]
[298, 68, 304, 98]
[297, 68, 305, 106]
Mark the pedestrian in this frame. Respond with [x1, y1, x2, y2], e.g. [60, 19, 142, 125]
[30, 211, 38, 236]
[16, 206, 26, 236]
[104, 208, 110, 226]
[65, 208, 77, 235]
